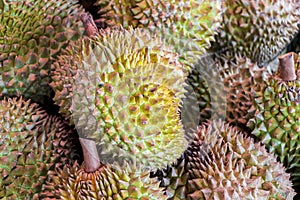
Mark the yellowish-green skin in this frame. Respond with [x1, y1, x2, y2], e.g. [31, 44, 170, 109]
[51, 28, 188, 170]
[95, 0, 222, 69]
[51, 28, 186, 120]
[42, 162, 167, 200]
[0, 0, 84, 104]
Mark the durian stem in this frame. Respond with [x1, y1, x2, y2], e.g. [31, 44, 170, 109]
[79, 138, 101, 172]
[80, 13, 98, 37]
[278, 52, 297, 81]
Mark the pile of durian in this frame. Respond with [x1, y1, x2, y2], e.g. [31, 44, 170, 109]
[1, 0, 300, 199]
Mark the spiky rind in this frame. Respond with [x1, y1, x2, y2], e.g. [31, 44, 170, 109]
[71, 36, 187, 169]
[0, 0, 84, 103]
[214, 0, 300, 66]
[95, 0, 222, 69]
[248, 55, 300, 186]
[51, 28, 188, 169]
[0, 97, 81, 199]
[217, 54, 267, 129]
[182, 55, 266, 132]
[154, 120, 295, 199]
[42, 161, 167, 199]
[51, 28, 186, 120]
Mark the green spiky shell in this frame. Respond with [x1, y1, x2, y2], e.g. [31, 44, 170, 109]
[95, 0, 222, 69]
[0, 97, 81, 199]
[42, 161, 167, 199]
[248, 53, 300, 187]
[214, 0, 300, 66]
[0, 0, 84, 104]
[51, 28, 188, 169]
[51, 28, 186, 121]
[153, 120, 295, 199]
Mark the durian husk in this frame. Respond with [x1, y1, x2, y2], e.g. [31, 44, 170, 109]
[213, 0, 300, 66]
[182, 54, 267, 133]
[94, 0, 223, 69]
[248, 53, 300, 189]
[51, 27, 188, 170]
[50, 27, 187, 121]
[180, 54, 227, 135]
[0, 97, 81, 199]
[0, 0, 84, 104]
[152, 120, 295, 200]
[217, 54, 267, 130]
[41, 161, 167, 200]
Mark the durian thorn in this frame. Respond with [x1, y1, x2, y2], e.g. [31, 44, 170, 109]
[278, 52, 297, 81]
[80, 13, 98, 37]
[79, 138, 101, 172]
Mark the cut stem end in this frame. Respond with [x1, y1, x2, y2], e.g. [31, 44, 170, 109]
[80, 13, 98, 37]
[79, 138, 101, 172]
[278, 52, 297, 81]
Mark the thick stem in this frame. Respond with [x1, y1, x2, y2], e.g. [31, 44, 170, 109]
[79, 138, 101, 172]
[80, 13, 98, 37]
[278, 52, 297, 81]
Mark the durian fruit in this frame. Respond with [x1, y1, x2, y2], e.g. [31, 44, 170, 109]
[248, 52, 300, 188]
[0, 97, 81, 199]
[213, 0, 300, 66]
[51, 27, 186, 120]
[0, 0, 84, 104]
[42, 139, 167, 199]
[152, 120, 295, 200]
[94, 0, 222, 69]
[182, 54, 266, 132]
[51, 27, 188, 170]
[180, 55, 227, 134]
[218, 54, 267, 129]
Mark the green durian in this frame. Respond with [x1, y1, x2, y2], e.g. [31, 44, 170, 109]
[94, 0, 222, 69]
[152, 120, 295, 200]
[51, 28, 186, 121]
[0, 0, 84, 104]
[213, 0, 300, 66]
[51, 27, 188, 170]
[248, 52, 300, 189]
[0, 97, 81, 199]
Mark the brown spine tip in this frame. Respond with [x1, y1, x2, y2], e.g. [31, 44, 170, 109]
[80, 13, 98, 37]
[278, 52, 297, 81]
[79, 138, 101, 172]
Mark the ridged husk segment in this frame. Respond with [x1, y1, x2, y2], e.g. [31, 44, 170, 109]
[0, 0, 84, 104]
[248, 54, 300, 187]
[213, 0, 300, 66]
[0, 97, 81, 199]
[94, 0, 222, 69]
[51, 28, 187, 121]
[41, 161, 167, 199]
[152, 120, 295, 200]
